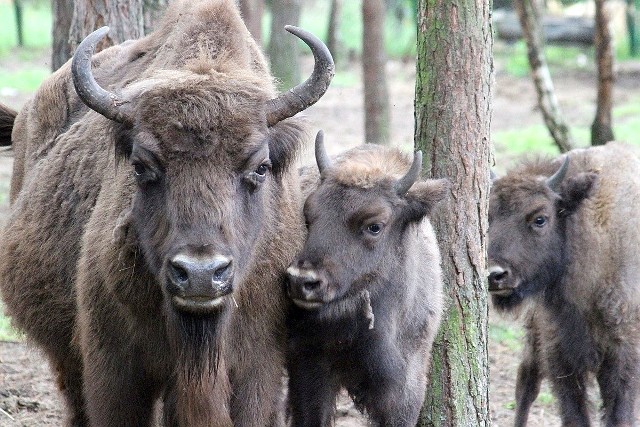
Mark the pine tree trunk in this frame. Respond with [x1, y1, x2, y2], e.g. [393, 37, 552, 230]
[268, 0, 302, 91]
[362, 0, 390, 145]
[143, 0, 169, 34]
[415, 0, 492, 423]
[52, 0, 74, 71]
[69, 0, 145, 54]
[592, 0, 615, 145]
[327, 0, 343, 61]
[239, 0, 264, 46]
[514, 0, 574, 153]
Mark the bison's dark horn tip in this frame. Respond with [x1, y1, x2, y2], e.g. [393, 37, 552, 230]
[72, 26, 131, 124]
[546, 155, 570, 192]
[395, 150, 423, 196]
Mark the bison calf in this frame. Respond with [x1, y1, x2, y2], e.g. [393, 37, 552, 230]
[286, 132, 447, 426]
[489, 142, 640, 426]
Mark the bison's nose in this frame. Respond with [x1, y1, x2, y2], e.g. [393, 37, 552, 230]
[167, 254, 234, 303]
[488, 265, 512, 295]
[286, 265, 328, 309]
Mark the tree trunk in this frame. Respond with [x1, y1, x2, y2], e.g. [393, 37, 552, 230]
[627, 0, 640, 56]
[268, 0, 302, 91]
[514, 0, 573, 153]
[69, 0, 145, 54]
[592, 0, 615, 145]
[14, 0, 23, 47]
[239, 0, 264, 46]
[362, 0, 390, 145]
[327, 0, 343, 61]
[143, 0, 169, 34]
[415, 0, 492, 423]
[52, 0, 74, 71]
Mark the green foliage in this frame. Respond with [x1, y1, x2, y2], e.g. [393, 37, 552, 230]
[493, 96, 640, 165]
[496, 41, 593, 78]
[0, 67, 50, 92]
[0, 2, 52, 55]
[0, 303, 22, 342]
[297, 0, 416, 62]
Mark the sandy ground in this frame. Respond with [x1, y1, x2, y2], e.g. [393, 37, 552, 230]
[2, 48, 640, 426]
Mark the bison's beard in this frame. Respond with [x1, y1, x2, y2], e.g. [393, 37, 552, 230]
[166, 304, 231, 384]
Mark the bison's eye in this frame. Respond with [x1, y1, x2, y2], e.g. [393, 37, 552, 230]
[255, 163, 269, 177]
[533, 216, 547, 227]
[133, 162, 146, 176]
[366, 223, 383, 236]
[131, 161, 158, 184]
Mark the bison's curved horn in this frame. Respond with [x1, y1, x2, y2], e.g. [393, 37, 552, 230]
[72, 27, 132, 124]
[545, 156, 570, 192]
[395, 151, 423, 196]
[314, 130, 332, 173]
[266, 26, 335, 126]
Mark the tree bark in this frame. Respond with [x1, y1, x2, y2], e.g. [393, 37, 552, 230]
[415, 0, 492, 423]
[592, 0, 615, 145]
[14, 0, 23, 47]
[327, 0, 343, 61]
[52, 0, 74, 71]
[267, 0, 302, 91]
[514, 0, 574, 153]
[238, 0, 264, 46]
[362, 0, 390, 145]
[69, 0, 145, 54]
[143, 0, 169, 35]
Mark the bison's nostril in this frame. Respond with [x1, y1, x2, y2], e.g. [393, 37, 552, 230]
[213, 260, 232, 282]
[170, 262, 189, 285]
[302, 280, 322, 292]
[490, 271, 508, 283]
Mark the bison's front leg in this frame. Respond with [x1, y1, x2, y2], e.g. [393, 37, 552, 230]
[547, 365, 591, 426]
[359, 343, 423, 427]
[596, 348, 639, 427]
[287, 350, 340, 427]
[514, 327, 543, 427]
[77, 294, 161, 426]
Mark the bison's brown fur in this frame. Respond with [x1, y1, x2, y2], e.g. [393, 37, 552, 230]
[286, 139, 447, 426]
[489, 142, 640, 426]
[0, 103, 16, 146]
[0, 1, 331, 426]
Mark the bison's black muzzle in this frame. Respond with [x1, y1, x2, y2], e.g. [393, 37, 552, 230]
[166, 254, 234, 314]
[488, 265, 515, 296]
[286, 265, 329, 310]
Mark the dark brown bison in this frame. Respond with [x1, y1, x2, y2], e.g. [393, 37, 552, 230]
[285, 132, 447, 426]
[488, 142, 640, 427]
[0, 0, 333, 426]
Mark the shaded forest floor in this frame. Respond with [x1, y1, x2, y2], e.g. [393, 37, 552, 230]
[3, 49, 640, 426]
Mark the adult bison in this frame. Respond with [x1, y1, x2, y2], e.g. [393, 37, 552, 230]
[488, 142, 640, 426]
[286, 133, 447, 426]
[0, 0, 333, 426]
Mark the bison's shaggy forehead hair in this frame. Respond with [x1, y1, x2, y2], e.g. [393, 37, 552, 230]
[326, 145, 411, 189]
[491, 158, 562, 214]
[133, 68, 269, 136]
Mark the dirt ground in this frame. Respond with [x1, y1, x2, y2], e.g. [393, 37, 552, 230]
[2, 49, 640, 426]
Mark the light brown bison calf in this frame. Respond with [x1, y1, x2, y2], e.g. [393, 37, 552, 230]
[489, 142, 640, 426]
[286, 132, 447, 426]
[0, 0, 333, 425]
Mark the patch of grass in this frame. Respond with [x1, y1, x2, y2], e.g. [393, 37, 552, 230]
[0, 67, 50, 92]
[488, 323, 524, 351]
[536, 391, 555, 406]
[0, 303, 22, 342]
[496, 41, 593, 78]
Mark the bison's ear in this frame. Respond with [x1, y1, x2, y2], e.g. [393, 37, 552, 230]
[267, 120, 308, 176]
[401, 178, 450, 222]
[558, 172, 598, 214]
